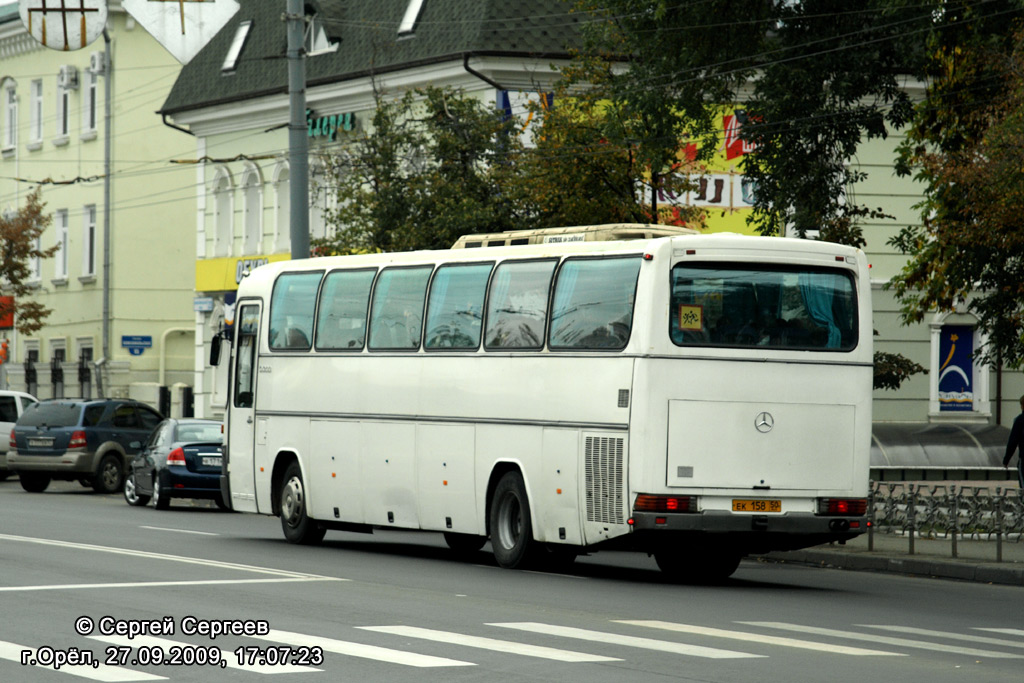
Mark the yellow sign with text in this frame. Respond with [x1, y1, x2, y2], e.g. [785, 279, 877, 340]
[195, 254, 291, 292]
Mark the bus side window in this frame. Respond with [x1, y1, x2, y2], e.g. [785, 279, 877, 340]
[316, 269, 376, 351]
[269, 272, 323, 351]
[549, 257, 642, 350]
[484, 259, 557, 350]
[368, 266, 433, 350]
[425, 263, 492, 350]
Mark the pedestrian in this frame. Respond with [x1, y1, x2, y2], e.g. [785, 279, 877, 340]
[1004, 394, 1024, 491]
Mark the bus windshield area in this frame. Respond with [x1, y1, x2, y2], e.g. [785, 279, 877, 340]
[670, 263, 857, 351]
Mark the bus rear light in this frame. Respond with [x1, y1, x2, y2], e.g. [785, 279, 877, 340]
[634, 494, 697, 513]
[68, 430, 87, 450]
[817, 498, 867, 516]
[167, 447, 186, 467]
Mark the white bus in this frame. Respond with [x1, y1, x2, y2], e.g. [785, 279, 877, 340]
[212, 228, 872, 580]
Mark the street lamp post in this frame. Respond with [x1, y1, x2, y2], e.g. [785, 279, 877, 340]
[286, 0, 309, 261]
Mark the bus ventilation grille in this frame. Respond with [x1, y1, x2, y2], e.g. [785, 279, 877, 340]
[584, 436, 624, 525]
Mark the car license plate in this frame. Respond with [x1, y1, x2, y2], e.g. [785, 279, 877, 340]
[732, 499, 782, 513]
[28, 438, 53, 448]
[202, 456, 223, 468]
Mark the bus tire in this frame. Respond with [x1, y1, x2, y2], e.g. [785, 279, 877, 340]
[280, 461, 325, 545]
[654, 546, 742, 583]
[443, 532, 486, 555]
[489, 471, 537, 569]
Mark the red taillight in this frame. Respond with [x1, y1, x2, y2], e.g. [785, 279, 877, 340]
[68, 430, 87, 449]
[166, 447, 186, 466]
[633, 494, 697, 513]
[818, 498, 868, 516]
[8, 429, 15, 450]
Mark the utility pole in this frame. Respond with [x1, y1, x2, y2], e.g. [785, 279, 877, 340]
[286, 0, 309, 260]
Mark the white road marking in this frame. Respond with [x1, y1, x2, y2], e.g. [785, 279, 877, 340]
[0, 640, 165, 681]
[251, 629, 474, 668]
[616, 620, 903, 656]
[976, 628, 1024, 637]
[488, 622, 764, 659]
[860, 625, 1024, 649]
[358, 625, 621, 662]
[742, 622, 1024, 659]
[0, 578, 341, 593]
[88, 634, 319, 675]
[139, 526, 219, 536]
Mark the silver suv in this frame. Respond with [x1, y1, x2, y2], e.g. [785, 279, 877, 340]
[8, 399, 163, 493]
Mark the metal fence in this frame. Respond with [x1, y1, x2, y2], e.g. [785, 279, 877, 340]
[868, 481, 1024, 561]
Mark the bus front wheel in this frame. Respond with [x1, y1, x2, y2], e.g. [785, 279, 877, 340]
[280, 462, 325, 545]
[489, 471, 537, 569]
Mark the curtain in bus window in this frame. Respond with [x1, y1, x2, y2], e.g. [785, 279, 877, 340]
[425, 263, 492, 349]
[549, 257, 642, 350]
[798, 272, 841, 348]
[485, 259, 557, 349]
[269, 272, 322, 350]
[316, 269, 375, 350]
[368, 266, 432, 350]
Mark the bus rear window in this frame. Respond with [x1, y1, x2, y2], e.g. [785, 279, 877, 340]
[670, 263, 857, 350]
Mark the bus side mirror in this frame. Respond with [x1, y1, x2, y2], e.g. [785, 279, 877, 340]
[210, 334, 222, 367]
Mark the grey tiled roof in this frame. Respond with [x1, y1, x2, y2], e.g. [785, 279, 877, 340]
[161, 0, 582, 116]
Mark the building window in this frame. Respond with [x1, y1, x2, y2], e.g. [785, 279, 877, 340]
[273, 162, 290, 253]
[305, 14, 338, 55]
[77, 343, 93, 399]
[24, 345, 39, 397]
[212, 167, 234, 257]
[241, 163, 263, 255]
[55, 209, 68, 280]
[222, 20, 252, 72]
[398, 0, 426, 36]
[82, 70, 97, 138]
[2, 80, 16, 151]
[51, 344, 66, 399]
[82, 205, 97, 277]
[30, 236, 41, 283]
[56, 82, 70, 141]
[29, 79, 43, 147]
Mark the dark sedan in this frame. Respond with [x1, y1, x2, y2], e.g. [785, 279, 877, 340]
[123, 418, 225, 510]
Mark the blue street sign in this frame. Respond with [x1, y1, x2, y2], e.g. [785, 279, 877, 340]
[121, 335, 153, 356]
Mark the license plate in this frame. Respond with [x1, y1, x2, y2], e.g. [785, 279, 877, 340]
[732, 499, 782, 513]
[28, 438, 53, 448]
[202, 456, 223, 468]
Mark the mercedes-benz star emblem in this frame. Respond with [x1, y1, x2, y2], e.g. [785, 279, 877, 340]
[755, 412, 774, 433]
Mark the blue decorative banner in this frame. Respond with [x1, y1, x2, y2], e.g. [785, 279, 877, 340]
[938, 325, 973, 412]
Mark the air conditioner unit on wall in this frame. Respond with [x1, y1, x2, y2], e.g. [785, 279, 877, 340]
[89, 52, 105, 75]
[57, 65, 79, 90]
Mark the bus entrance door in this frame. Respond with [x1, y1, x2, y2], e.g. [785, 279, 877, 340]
[227, 301, 262, 513]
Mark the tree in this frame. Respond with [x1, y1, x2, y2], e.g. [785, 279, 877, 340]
[0, 187, 58, 335]
[890, 12, 1024, 369]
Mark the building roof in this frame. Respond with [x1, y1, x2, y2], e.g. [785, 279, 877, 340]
[160, 0, 582, 116]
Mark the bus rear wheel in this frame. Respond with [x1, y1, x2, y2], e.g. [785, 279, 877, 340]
[280, 462, 325, 545]
[489, 471, 537, 569]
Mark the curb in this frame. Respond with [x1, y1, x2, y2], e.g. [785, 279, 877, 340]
[760, 549, 1024, 587]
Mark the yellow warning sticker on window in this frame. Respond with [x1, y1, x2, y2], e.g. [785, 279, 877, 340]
[678, 304, 703, 331]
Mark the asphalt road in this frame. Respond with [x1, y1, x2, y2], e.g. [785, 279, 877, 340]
[1, 479, 1022, 683]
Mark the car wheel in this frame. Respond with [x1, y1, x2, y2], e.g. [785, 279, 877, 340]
[279, 461, 325, 544]
[18, 472, 50, 493]
[123, 471, 151, 507]
[92, 454, 124, 494]
[489, 471, 538, 569]
[152, 477, 170, 510]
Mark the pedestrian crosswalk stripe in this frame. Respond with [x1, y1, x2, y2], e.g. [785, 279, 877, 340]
[975, 628, 1024, 638]
[488, 622, 764, 659]
[87, 634, 319, 675]
[860, 625, 1024, 649]
[0, 640, 165, 682]
[742, 622, 1024, 659]
[358, 625, 621, 662]
[615, 620, 903, 656]
[250, 629, 474, 667]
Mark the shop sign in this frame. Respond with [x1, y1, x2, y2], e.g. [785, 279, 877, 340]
[307, 109, 357, 141]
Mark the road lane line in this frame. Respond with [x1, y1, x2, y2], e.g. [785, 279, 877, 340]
[0, 578, 342, 593]
[358, 625, 621, 662]
[860, 625, 1024, 649]
[615, 620, 903, 656]
[976, 628, 1024, 637]
[88, 635, 319, 675]
[742, 622, 1024, 659]
[250, 629, 474, 668]
[139, 526, 219, 536]
[0, 640, 166, 681]
[0, 533, 343, 580]
[487, 622, 764, 659]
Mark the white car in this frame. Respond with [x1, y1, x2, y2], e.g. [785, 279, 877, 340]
[0, 390, 39, 479]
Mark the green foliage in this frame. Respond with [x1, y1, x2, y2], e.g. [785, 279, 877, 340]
[873, 349, 925, 391]
[0, 187, 58, 335]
